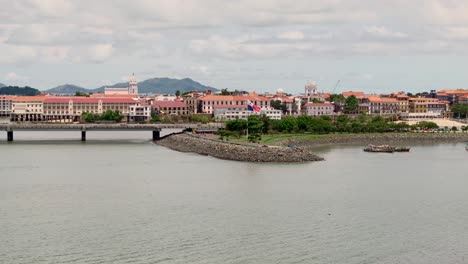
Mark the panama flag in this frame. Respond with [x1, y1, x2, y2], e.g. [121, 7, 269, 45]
[247, 100, 261, 113]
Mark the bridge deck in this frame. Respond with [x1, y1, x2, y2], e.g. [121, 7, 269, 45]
[0, 123, 223, 131]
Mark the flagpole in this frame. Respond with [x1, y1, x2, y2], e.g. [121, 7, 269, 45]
[246, 112, 249, 139]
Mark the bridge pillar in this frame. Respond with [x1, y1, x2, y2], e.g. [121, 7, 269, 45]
[7, 131, 13, 142]
[81, 131, 86, 141]
[153, 130, 160, 141]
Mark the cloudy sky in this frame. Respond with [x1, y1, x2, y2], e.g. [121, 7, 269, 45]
[1, 0, 468, 93]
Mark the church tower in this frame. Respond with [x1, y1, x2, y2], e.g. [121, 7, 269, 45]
[128, 73, 138, 94]
[305, 81, 317, 97]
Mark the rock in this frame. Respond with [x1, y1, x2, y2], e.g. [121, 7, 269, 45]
[155, 133, 324, 163]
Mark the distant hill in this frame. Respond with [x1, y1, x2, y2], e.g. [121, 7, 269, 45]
[0, 83, 5, 88]
[47, 84, 89, 94]
[46, 77, 217, 94]
[0, 86, 41, 96]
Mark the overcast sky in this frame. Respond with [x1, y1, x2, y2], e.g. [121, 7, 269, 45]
[1, 0, 468, 93]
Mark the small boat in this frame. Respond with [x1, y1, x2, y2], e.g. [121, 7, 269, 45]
[393, 147, 411, 152]
[465, 145, 468, 151]
[363, 145, 410, 153]
[363, 144, 394, 153]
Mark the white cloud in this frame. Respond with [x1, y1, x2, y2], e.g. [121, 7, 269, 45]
[3, 72, 29, 86]
[277, 31, 305, 40]
[87, 44, 114, 63]
[5, 72, 21, 81]
[3, 0, 468, 90]
[365, 26, 408, 39]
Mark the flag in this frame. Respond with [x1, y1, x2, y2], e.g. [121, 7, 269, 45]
[247, 100, 261, 114]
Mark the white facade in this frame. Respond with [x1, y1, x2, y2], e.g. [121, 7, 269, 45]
[304, 103, 334, 116]
[104, 88, 129, 95]
[129, 103, 151, 122]
[214, 107, 282, 120]
[0, 96, 12, 116]
[104, 73, 139, 95]
[305, 81, 318, 97]
[129, 73, 138, 94]
[12, 101, 43, 115]
[154, 94, 177, 101]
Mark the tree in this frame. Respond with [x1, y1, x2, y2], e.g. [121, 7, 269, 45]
[344, 95, 359, 113]
[329, 94, 346, 103]
[226, 119, 248, 132]
[271, 100, 283, 110]
[412, 121, 438, 130]
[296, 115, 313, 131]
[248, 133, 261, 143]
[247, 115, 263, 134]
[150, 112, 160, 123]
[452, 104, 468, 118]
[260, 114, 271, 134]
[311, 98, 323, 103]
[175, 90, 180, 97]
[220, 88, 231, 95]
[75, 91, 89, 97]
[0, 86, 41, 96]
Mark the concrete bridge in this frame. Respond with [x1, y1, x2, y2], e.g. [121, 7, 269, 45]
[0, 123, 223, 141]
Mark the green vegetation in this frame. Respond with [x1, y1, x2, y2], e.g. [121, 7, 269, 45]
[156, 114, 214, 124]
[344, 95, 359, 113]
[150, 112, 160, 123]
[452, 104, 468, 118]
[223, 113, 442, 138]
[0, 86, 41, 96]
[81, 110, 123, 123]
[329, 94, 345, 103]
[220, 88, 231, 95]
[75, 91, 89, 97]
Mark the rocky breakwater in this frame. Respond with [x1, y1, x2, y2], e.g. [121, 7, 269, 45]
[155, 133, 324, 162]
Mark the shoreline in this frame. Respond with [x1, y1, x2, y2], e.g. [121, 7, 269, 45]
[267, 132, 468, 147]
[154, 133, 324, 163]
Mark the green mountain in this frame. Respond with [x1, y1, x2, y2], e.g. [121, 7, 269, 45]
[46, 84, 89, 94]
[0, 86, 41, 96]
[46, 77, 217, 94]
[93, 77, 217, 94]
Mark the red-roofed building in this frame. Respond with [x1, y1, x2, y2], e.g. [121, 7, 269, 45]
[198, 95, 271, 114]
[152, 101, 188, 115]
[367, 96, 399, 114]
[459, 94, 468, 105]
[304, 102, 334, 116]
[30, 96, 150, 122]
[0, 95, 13, 116]
[342, 91, 365, 99]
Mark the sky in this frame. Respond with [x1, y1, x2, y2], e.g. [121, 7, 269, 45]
[1, 0, 468, 94]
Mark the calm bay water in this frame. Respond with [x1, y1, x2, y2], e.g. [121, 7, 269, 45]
[1, 131, 468, 263]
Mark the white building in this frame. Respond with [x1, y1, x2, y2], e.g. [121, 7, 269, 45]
[154, 94, 177, 101]
[304, 102, 334, 116]
[213, 105, 282, 121]
[0, 96, 13, 116]
[129, 103, 151, 122]
[104, 73, 139, 95]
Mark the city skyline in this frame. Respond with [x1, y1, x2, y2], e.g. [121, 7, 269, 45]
[2, 1, 468, 93]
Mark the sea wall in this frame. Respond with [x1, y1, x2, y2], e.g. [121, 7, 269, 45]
[155, 133, 324, 162]
[283, 133, 468, 147]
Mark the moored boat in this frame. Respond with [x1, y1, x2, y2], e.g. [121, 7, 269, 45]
[363, 144, 394, 153]
[393, 147, 411, 152]
[363, 145, 410, 153]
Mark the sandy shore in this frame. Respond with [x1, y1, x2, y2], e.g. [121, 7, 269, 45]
[397, 119, 466, 128]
